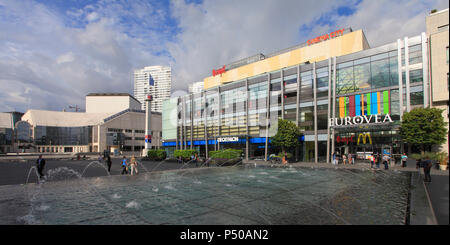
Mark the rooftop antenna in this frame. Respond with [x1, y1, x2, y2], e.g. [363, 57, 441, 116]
[68, 105, 80, 112]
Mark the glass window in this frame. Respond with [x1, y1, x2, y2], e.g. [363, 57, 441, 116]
[337, 66, 354, 94]
[410, 69, 423, 83]
[371, 58, 390, 89]
[389, 56, 399, 85]
[354, 62, 371, 91]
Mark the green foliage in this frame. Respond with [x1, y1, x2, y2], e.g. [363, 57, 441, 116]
[271, 119, 302, 151]
[400, 108, 447, 151]
[210, 149, 242, 159]
[277, 152, 293, 159]
[147, 149, 167, 161]
[174, 150, 198, 161]
[410, 152, 448, 165]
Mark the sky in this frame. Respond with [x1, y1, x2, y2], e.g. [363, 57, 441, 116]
[0, 0, 448, 113]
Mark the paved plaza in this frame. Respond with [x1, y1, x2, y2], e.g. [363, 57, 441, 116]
[0, 156, 448, 225]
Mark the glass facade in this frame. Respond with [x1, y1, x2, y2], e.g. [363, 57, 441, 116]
[34, 126, 92, 146]
[163, 33, 428, 162]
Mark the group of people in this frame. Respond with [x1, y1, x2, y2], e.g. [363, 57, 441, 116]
[332, 152, 356, 165]
[120, 156, 139, 175]
[368, 153, 392, 170]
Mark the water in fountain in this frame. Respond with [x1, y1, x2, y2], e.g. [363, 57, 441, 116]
[5, 159, 413, 225]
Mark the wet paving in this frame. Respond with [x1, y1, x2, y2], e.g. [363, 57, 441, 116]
[0, 164, 411, 225]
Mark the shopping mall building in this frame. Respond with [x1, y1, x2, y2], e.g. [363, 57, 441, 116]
[162, 26, 436, 163]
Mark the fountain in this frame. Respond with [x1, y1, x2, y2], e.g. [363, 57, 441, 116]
[0, 159, 414, 225]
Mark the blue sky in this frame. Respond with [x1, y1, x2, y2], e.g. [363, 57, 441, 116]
[0, 0, 448, 113]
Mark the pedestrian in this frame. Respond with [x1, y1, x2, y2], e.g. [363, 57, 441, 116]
[121, 156, 128, 175]
[98, 154, 103, 163]
[36, 154, 46, 179]
[130, 155, 139, 175]
[348, 153, 353, 165]
[383, 154, 390, 170]
[342, 154, 347, 165]
[195, 153, 199, 167]
[375, 153, 381, 168]
[106, 154, 112, 173]
[401, 153, 408, 167]
[422, 158, 433, 183]
[332, 152, 336, 165]
[283, 152, 288, 165]
[370, 154, 375, 168]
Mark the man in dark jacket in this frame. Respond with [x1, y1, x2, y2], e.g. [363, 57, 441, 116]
[416, 158, 433, 183]
[36, 155, 46, 178]
[106, 154, 112, 173]
[422, 159, 433, 183]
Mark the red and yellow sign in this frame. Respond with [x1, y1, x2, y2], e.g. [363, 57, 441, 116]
[307, 29, 345, 45]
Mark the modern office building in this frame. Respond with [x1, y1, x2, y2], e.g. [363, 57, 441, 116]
[134, 65, 172, 113]
[19, 93, 162, 155]
[162, 27, 430, 163]
[0, 112, 14, 153]
[0, 111, 24, 153]
[426, 8, 449, 154]
[188, 81, 204, 94]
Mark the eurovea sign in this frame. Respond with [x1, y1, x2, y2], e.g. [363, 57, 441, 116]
[329, 114, 393, 127]
[307, 29, 345, 45]
[212, 65, 226, 76]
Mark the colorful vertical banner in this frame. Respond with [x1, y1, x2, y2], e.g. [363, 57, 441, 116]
[349, 95, 355, 117]
[371, 92, 378, 115]
[338, 90, 391, 119]
[339, 97, 345, 118]
[383, 90, 390, 114]
[377, 92, 381, 115]
[355, 94, 361, 116]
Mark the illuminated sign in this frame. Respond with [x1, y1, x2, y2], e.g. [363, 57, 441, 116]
[217, 137, 239, 142]
[212, 65, 226, 76]
[336, 135, 353, 144]
[329, 114, 393, 127]
[357, 133, 372, 145]
[307, 28, 345, 45]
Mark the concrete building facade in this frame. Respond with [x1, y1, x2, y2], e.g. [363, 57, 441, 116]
[426, 8, 449, 154]
[20, 94, 162, 155]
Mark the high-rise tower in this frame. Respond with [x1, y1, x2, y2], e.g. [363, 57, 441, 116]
[134, 66, 171, 112]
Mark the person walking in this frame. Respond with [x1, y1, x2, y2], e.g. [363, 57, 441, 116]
[383, 154, 390, 170]
[282, 152, 288, 165]
[375, 153, 381, 169]
[332, 152, 337, 165]
[36, 155, 46, 179]
[370, 154, 375, 168]
[98, 154, 103, 163]
[422, 158, 433, 183]
[342, 154, 347, 165]
[401, 153, 408, 167]
[194, 153, 199, 167]
[348, 153, 353, 165]
[121, 156, 128, 175]
[130, 155, 139, 175]
[106, 154, 112, 173]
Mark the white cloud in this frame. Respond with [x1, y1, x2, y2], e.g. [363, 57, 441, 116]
[0, 0, 448, 113]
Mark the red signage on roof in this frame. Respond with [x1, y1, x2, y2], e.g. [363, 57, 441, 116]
[212, 65, 226, 76]
[307, 28, 345, 45]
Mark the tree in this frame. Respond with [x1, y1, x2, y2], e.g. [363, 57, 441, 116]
[400, 108, 447, 153]
[270, 119, 302, 153]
